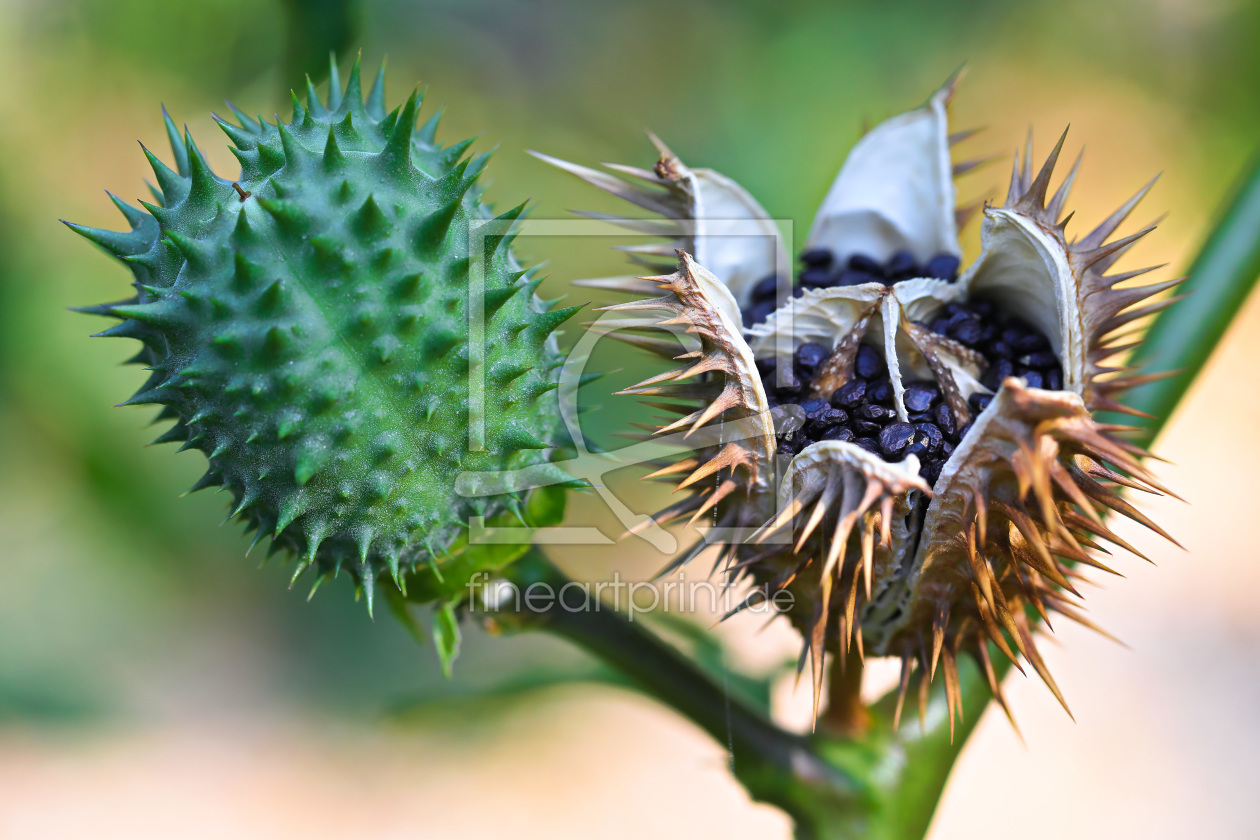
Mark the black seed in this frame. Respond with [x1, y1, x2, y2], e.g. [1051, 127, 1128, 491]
[980, 358, 1015, 390]
[1022, 370, 1044, 389]
[848, 254, 884, 275]
[913, 422, 943, 453]
[856, 345, 884, 379]
[1021, 350, 1058, 369]
[970, 300, 995, 317]
[908, 411, 932, 423]
[903, 383, 938, 413]
[807, 408, 846, 434]
[795, 342, 829, 375]
[968, 393, 992, 413]
[948, 318, 983, 346]
[751, 275, 779, 301]
[755, 357, 777, 378]
[904, 440, 929, 458]
[799, 398, 828, 417]
[879, 422, 915, 456]
[855, 436, 881, 454]
[1045, 368, 1063, 391]
[933, 402, 956, 437]
[830, 407, 849, 425]
[924, 253, 961, 280]
[858, 403, 890, 422]
[923, 462, 942, 484]
[853, 417, 881, 436]
[792, 285, 805, 298]
[743, 300, 776, 328]
[838, 269, 880, 286]
[929, 317, 951, 334]
[833, 379, 867, 407]
[957, 422, 973, 440]
[800, 267, 832, 288]
[1007, 319, 1049, 352]
[867, 378, 895, 404]
[800, 248, 834, 268]
[886, 250, 917, 279]
[822, 425, 855, 443]
[941, 440, 954, 457]
[987, 340, 1014, 359]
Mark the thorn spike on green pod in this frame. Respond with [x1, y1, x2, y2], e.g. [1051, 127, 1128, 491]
[106, 191, 148, 228]
[366, 61, 387, 119]
[255, 134, 286, 176]
[534, 304, 584, 336]
[414, 198, 461, 252]
[326, 54, 342, 110]
[225, 100, 261, 133]
[418, 108, 443, 146]
[310, 235, 348, 271]
[262, 325, 290, 361]
[498, 426, 549, 451]
[161, 105, 190, 176]
[257, 198, 309, 235]
[213, 115, 257, 150]
[339, 53, 363, 117]
[186, 471, 222, 495]
[290, 90, 307, 126]
[275, 120, 305, 168]
[232, 210, 258, 247]
[323, 126, 345, 172]
[275, 494, 307, 535]
[63, 220, 140, 259]
[140, 143, 188, 206]
[435, 137, 475, 170]
[352, 194, 389, 239]
[483, 285, 524, 320]
[379, 89, 421, 172]
[304, 75, 328, 118]
[232, 252, 261, 291]
[183, 130, 223, 202]
[164, 229, 213, 270]
[465, 150, 494, 181]
[335, 111, 358, 143]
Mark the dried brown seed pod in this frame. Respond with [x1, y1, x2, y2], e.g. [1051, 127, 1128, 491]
[536, 75, 1180, 732]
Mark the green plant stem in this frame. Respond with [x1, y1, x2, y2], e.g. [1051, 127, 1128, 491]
[490, 550, 859, 828]
[1121, 152, 1260, 445]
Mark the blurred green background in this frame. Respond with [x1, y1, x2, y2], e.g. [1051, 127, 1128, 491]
[2, 0, 1259, 837]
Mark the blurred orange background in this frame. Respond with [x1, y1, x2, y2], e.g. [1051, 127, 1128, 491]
[0, 0, 1257, 837]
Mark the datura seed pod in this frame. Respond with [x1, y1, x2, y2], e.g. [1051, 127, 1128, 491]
[69, 58, 578, 616]
[538, 75, 1180, 731]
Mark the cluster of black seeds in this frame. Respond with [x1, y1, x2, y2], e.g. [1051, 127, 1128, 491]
[742, 247, 962, 328]
[921, 300, 1064, 414]
[757, 344, 966, 485]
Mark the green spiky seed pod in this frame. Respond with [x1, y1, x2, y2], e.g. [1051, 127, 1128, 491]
[69, 59, 578, 614]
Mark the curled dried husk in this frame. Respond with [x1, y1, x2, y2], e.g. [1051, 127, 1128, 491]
[531, 136, 785, 308]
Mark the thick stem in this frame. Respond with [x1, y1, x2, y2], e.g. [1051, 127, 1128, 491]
[486, 550, 859, 826]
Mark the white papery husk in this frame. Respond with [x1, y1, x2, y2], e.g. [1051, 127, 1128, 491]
[550, 79, 1180, 730]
